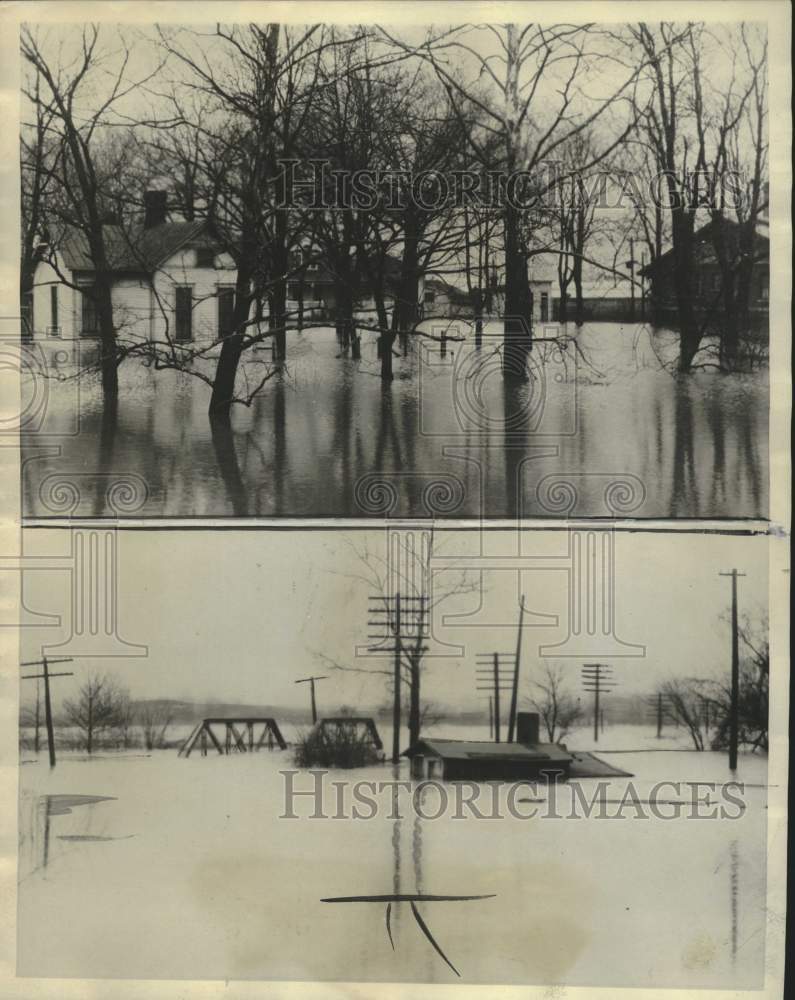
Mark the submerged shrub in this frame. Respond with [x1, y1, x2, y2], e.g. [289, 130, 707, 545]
[293, 721, 381, 768]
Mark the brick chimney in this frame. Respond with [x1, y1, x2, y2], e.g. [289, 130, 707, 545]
[143, 190, 167, 229]
[516, 712, 540, 745]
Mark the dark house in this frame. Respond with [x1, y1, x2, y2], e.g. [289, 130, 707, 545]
[285, 249, 406, 320]
[403, 712, 573, 782]
[640, 217, 769, 330]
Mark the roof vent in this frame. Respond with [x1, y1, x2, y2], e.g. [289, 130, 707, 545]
[516, 712, 540, 745]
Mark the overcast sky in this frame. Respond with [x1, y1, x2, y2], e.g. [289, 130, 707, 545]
[19, 527, 769, 713]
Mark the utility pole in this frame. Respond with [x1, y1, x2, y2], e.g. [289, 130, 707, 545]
[493, 653, 500, 743]
[295, 675, 328, 725]
[507, 596, 525, 743]
[645, 691, 671, 738]
[21, 656, 74, 768]
[393, 594, 401, 763]
[368, 594, 428, 764]
[476, 653, 514, 744]
[719, 569, 746, 771]
[640, 252, 647, 320]
[488, 696, 494, 739]
[581, 664, 616, 743]
[34, 680, 41, 754]
[626, 238, 636, 321]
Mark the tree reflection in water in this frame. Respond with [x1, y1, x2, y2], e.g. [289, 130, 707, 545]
[22, 323, 768, 519]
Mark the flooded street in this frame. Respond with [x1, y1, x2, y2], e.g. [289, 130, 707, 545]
[18, 726, 767, 987]
[22, 321, 768, 519]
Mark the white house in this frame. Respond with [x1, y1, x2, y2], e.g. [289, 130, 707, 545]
[30, 191, 237, 348]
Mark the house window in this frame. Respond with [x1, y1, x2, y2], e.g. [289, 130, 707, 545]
[423, 289, 436, 306]
[195, 247, 215, 269]
[711, 273, 721, 291]
[80, 288, 98, 336]
[218, 287, 236, 339]
[287, 282, 300, 301]
[540, 292, 549, 322]
[174, 286, 193, 342]
[758, 275, 769, 301]
[50, 285, 59, 333]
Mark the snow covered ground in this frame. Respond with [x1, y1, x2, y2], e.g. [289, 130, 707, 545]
[17, 724, 767, 987]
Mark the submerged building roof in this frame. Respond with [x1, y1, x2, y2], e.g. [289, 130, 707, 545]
[403, 738, 573, 764]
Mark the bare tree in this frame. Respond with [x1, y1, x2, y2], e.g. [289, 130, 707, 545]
[698, 26, 768, 369]
[157, 23, 356, 415]
[19, 683, 42, 753]
[139, 703, 173, 750]
[62, 674, 128, 754]
[113, 689, 138, 749]
[528, 662, 584, 743]
[551, 130, 603, 325]
[661, 677, 706, 750]
[20, 69, 60, 331]
[21, 25, 163, 397]
[623, 23, 766, 371]
[383, 23, 640, 377]
[315, 529, 478, 749]
[709, 611, 769, 753]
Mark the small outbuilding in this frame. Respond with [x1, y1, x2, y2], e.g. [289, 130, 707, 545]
[403, 712, 573, 782]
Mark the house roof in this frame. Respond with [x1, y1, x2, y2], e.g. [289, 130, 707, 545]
[58, 220, 212, 274]
[640, 217, 769, 277]
[302, 252, 404, 288]
[528, 259, 558, 284]
[425, 276, 472, 304]
[402, 738, 573, 763]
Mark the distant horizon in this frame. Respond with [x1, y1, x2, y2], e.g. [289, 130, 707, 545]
[18, 529, 768, 713]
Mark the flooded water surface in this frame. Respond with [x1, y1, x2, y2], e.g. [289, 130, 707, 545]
[17, 732, 767, 987]
[22, 322, 768, 519]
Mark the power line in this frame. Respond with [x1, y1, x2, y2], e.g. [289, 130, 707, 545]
[644, 692, 674, 738]
[295, 675, 328, 725]
[719, 569, 746, 771]
[20, 656, 74, 768]
[368, 593, 429, 763]
[475, 652, 515, 743]
[581, 664, 617, 743]
[507, 596, 525, 743]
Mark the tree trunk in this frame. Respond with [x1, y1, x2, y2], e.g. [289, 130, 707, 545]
[732, 218, 757, 363]
[558, 286, 568, 324]
[671, 217, 700, 371]
[209, 266, 251, 416]
[408, 656, 421, 747]
[373, 274, 395, 381]
[471, 288, 484, 347]
[503, 203, 533, 378]
[297, 274, 304, 332]
[380, 330, 394, 380]
[94, 270, 119, 396]
[395, 226, 420, 334]
[334, 276, 356, 351]
[573, 257, 584, 327]
[271, 210, 289, 362]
